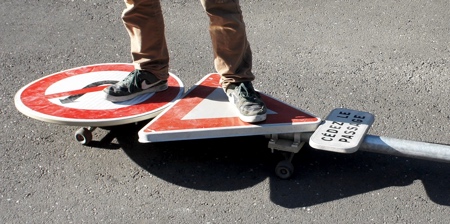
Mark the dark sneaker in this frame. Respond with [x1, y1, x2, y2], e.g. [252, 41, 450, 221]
[226, 82, 267, 123]
[103, 69, 168, 102]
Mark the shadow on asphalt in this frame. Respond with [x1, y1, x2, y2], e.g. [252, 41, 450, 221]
[90, 120, 450, 208]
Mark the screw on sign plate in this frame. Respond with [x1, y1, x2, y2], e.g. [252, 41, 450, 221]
[309, 108, 375, 153]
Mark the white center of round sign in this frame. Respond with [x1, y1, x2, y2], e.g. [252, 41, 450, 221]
[45, 71, 152, 110]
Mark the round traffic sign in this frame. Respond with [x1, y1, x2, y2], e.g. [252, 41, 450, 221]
[14, 63, 184, 126]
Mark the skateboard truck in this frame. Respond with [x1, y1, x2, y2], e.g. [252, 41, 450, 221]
[266, 132, 305, 179]
[266, 108, 375, 179]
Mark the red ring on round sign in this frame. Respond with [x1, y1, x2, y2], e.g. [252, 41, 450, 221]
[15, 63, 184, 124]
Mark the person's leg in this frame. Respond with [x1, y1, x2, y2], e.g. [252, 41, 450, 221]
[200, 0, 266, 123]
[123, 0, 169, 79]
[200, 0, 254, 90]
[104, 0, 169, 102]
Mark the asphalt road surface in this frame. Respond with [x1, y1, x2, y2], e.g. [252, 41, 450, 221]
[2, 0, 449, 223]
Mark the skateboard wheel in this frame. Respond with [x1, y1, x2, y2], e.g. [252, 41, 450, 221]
[74, 127, 93, 145]
[275, 160, 294, 179]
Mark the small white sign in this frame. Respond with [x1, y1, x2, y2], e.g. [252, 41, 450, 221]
[309, 108, 374, 153]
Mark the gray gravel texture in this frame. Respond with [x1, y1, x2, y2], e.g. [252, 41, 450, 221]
[1, 0, 449, 223]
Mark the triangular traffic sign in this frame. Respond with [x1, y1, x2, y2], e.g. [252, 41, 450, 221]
[138, 73, 321, 143]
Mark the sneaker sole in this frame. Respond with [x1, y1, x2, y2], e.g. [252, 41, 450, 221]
[105, 82, 169, 103]
[238, 113, 267, 123]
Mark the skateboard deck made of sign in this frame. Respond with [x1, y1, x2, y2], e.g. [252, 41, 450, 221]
[15, 63, 374, 179]
[14, 63, 185, 144]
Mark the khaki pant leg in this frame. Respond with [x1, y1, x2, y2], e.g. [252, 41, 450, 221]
[122, 0, 169, 80]
[200, 0, 255, 89]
